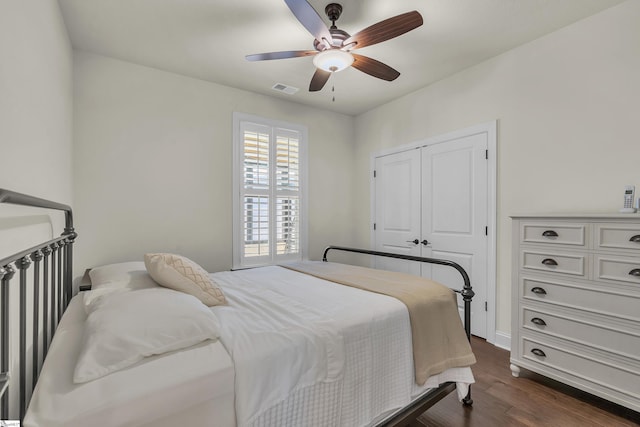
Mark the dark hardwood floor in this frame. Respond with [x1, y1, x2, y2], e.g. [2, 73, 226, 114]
[413, 337, 640, 427]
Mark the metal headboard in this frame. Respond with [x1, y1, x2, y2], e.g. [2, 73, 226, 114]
[0, 188, 77, 421]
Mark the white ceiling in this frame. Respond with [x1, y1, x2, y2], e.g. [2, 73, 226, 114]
[58, 0, 625, 116]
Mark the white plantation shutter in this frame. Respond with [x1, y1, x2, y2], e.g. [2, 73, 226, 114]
[275, 131, 300, 256]
[241, 124, 271, 262]
[233, 114, 307, 268]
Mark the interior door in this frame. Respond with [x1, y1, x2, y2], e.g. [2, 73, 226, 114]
[421, 133, 488, 338]
[374, 149, 421, 275]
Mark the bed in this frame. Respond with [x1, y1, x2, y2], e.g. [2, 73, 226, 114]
[0, 188, 476, 426]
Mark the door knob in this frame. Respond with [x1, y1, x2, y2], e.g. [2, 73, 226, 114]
[406, 239, 419, 245]
[421, 239, 429, 246]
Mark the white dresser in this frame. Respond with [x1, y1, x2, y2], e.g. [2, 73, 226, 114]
[510, 214, 640, 412]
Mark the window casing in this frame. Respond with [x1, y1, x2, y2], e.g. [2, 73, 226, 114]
[233, 113, 308, 269]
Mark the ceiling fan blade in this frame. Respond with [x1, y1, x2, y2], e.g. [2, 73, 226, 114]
[245, 50, 318, 61]
[284, 0, 332, 44]
[309, 68, 331, 92]
[343, 11, 423, 50]
[351, 54, 400, 81]
[246, 50, 317, 61]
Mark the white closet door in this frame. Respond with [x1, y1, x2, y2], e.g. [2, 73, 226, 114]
[374, 150, 421, 276]
[421, 133, 488, 337]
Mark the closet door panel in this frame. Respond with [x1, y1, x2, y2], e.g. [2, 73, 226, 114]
[422, 133, 488, 337]
[374, 150, 421, 275]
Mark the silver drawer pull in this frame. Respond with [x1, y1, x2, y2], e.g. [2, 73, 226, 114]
[531, 287, 547, 295]
[629, 268, 640, 277]
[531, 348, 546, 357]
[541, 258, 558, 266]
[542, 230, 558, 238]
[531, 317, 547, 326]
[629, 235, 640, 243]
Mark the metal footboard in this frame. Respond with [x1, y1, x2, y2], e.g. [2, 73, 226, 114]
[0, 189, 77, 421]
[322, 245, 475, 426]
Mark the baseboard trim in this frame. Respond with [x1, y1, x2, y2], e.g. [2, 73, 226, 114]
[493, 331, 511, 351]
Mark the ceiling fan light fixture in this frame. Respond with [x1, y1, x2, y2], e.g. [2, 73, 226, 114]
[313, 49, 354, 73]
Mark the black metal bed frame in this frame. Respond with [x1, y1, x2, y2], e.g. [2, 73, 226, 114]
[322, 246, 475, 427]
[0, 188, 76, 421]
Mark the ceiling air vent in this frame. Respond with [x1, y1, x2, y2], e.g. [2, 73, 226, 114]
[272, 83, 299, 95]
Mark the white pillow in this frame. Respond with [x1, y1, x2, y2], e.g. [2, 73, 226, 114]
[74, 287, 220, 384]
[144, 253, 227, 307]
[89, 261, 158, 291]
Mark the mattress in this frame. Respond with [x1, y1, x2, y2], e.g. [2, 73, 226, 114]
[23, 295, 236, 427]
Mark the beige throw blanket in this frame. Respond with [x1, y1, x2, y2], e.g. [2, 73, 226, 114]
[281, 262, 476, 385]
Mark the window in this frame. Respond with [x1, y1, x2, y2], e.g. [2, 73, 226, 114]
[233, 113, 308, 268]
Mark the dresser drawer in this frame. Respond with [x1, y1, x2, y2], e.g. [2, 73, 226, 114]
[522, 307, 640, 359]
[521, 251, 586, 277]
[594, 255, 640, 285]
[521, 277, 640, 321]
[522, 337, 640, 398]
[595, 223, 640, 252]
[521, 222, 587, 247]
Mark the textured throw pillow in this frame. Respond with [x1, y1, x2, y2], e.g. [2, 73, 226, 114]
[74, 288, 220, 384]
[144, 253, 227, 307]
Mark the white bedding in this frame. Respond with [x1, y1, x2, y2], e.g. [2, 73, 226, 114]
[210, 266, 474, 427]
[25, 264, 474, 427]
[23, 296, 235, 427]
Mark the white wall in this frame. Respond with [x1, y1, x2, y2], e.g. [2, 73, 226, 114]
[0, 0, 73, 246]
[73, 52, 355, 273]
[353, 0, 640, 338]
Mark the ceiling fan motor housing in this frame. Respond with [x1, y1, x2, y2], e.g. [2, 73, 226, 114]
[313, 3, 349, 51]
[314, 27, 350, 51]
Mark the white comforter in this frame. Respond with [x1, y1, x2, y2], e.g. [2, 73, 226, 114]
[211, 268, 345, 426]
[210, 265, 474, 427]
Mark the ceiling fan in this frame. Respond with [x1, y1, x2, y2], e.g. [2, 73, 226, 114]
[246, 0, 423, 92]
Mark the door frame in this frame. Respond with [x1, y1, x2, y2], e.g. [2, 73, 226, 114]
[369, 121, 497, 344]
